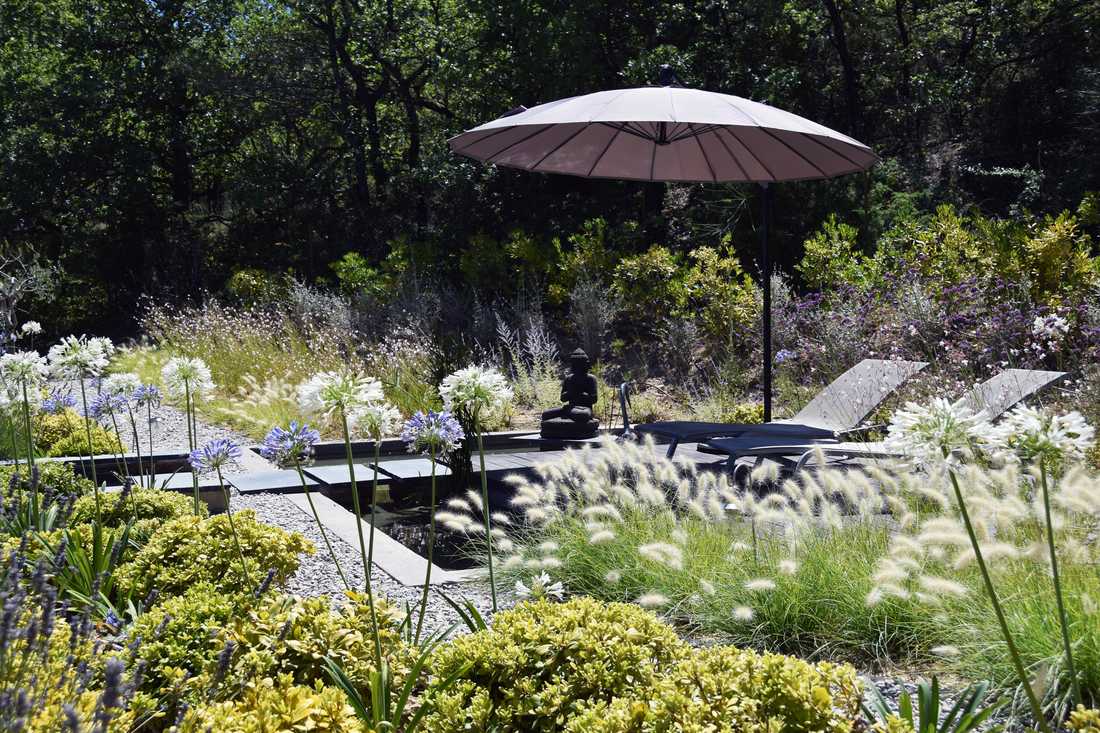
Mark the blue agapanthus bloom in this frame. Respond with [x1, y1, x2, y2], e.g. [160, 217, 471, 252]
[189, 438, 242, 475]
[132, 384, 162, 408]
[774, 349, 797, 365]
[259, 421, 320, 468]
[400, 410, 464, 457]
[88, 391, 128, 421]
[41, 388, 78, 415]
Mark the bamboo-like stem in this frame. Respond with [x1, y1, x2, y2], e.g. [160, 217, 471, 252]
[294, 461, 350, 590]
[476, 427, 497, 612]
[946, 462, 1051, 733]
[78, 378, 101, 523]
[216, 466, 252, 585]
[414, 447, 437, 645]
[1040, 461, 1081, 706]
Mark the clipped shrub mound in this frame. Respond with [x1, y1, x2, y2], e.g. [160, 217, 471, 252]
[34, 409, 123, 458]
[0, 461, 94, 499]
[115, 510, 313, 599]
[70, 487, 201, 543]
[178, 675, 358, 733]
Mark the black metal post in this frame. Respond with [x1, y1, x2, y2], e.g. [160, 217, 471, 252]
[760, 183, 773, 422]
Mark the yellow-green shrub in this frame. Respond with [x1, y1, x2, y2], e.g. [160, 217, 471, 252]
[220, 591, 407, 695]
[0, 461, 94, 498]
[423, 597, 688, 732]
[177, 675, 360, 733]
[566, 646, 862, 733]
[115, 510, 313, 599]
[69, 488, 198, 527]
[1069, 707, 1100, 733]
[127, 582, 243, 701]
[46, 424, 123, 458]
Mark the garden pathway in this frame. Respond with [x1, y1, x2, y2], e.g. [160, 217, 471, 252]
[118, 398, 499, 636]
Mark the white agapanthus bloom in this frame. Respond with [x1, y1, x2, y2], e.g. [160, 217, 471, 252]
[1032, 314, 1069, 340]
[48, 335, 112, 378]
[993, 405, 1094, 463]
[439, 365, 513, 422]
[884, 397, 997, 467]
[0, 350, 48, 387]
[160, 356, 215, 400]
[514, 571, 564, 601]
[297, 371, 383, 417]
[102, 372, 142, 397]
[20, 321, 42, 335]
[350, 400, 402, 440]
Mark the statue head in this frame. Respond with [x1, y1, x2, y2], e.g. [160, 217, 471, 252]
[569, 348, 590, 375]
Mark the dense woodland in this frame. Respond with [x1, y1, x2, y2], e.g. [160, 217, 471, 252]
[2, 0, 1099, 333]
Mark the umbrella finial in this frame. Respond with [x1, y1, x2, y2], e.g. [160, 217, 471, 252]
[657, 65, 680, 87]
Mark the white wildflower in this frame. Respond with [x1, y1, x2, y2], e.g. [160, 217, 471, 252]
[993, 405, 1094, 463]
[885, 397, 997, 467]
[102, 372, 142, 396]
[19, 321, 42, 335]
[160, 356, 215, 400]
[297, 371, 382, 417]
[0, 350, 48, 387]
[514, 571, 564, 601]
[48, 335, 111, 379]
[439, 365, 513, 422]
[350, 400, 402, 439]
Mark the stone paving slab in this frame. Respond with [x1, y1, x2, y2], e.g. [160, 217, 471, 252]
[304, 463, 390, 487]
[230, 469, 318, 494]
[371, 458, 452, 481]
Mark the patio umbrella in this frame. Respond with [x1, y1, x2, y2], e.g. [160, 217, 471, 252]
[448, 68, 876, 420]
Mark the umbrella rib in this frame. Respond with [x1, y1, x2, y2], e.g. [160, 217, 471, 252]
[724, 127, 777, 182]
[712, 127, 751, 181]
[649, 134, 658, 181]
[803, 133, 868, 169]
[450, 126, 515, 155]
[758, 127, 829, 179]
[586, 125, 622, 177]
[691, 126, 718, 183]
[529, 124, 590, 172]
[484, 125, 556, 162]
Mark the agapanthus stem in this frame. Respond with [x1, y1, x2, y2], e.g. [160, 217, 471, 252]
[294, 461, 350, 591]
[415, 448, 437, 645]
[147, 401, 155, 489]
[476, 428, 497, 612]
[7, 414, 19, 472]
[106, 408, 130, 484]
[20, 382, 34, 470]
[185, 381, 200, 515]
[367, 440, 383, 665]
[78, 378, 101, 523]
[125, 404, 144, 490]
[1041, 460, 1081, 706]
[946, 463, 1051, 733]
[216, 466, 251, 586]
[341, 412, 371, 591]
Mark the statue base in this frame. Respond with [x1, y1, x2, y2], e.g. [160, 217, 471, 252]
[540, 417, 600, 440]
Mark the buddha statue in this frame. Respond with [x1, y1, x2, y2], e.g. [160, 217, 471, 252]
[540, 348, 600, 439]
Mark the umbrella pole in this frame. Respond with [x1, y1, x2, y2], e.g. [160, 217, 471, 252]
[760, 183, 773, 422]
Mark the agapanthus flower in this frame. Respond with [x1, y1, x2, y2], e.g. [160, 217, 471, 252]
[132, 384, 162, 408]
[439, 366, 513, 422]
[47, 335, 111, 378]
[296, 371, 383, 417]
[259, 421, 320, 468]
[993, 405, 1094, 464]
[514, 571, 564, 601]
[400, 410, 464, 456]
[20, 321, 42, 335]
[1032, 314, 1069, 340]
[161, 356, 215, 400]
[189, 438, 242, 475]
[102, 372, 142, 396]
[350, 400, 402, 440]
[88, 391, 127, 421]
[41, 388, 78, 415]
[884, 397, 998, 467]
[0, 350, 48, 387]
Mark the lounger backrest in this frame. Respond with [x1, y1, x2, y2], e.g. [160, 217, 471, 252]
[783, 358, 928, 432]
[960, 368, 1065, 418]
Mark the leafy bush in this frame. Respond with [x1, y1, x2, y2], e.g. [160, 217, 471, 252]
[127, 582, 242, 699]
[178, 675, 359, 733]
[69, 487, 200, 543]
[220, 592, 407, 695]
[33, 408, 124, 458]
[115, 510, 313, 600]
[225, 267, 290, 306]
[423, 597, 688, 732]
[0, 461, 93, 499]
[565, 646, 862, 733]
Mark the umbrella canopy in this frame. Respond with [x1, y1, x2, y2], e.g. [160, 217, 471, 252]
[447, 86, 875, 183]
[449, 77, 875, 422]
